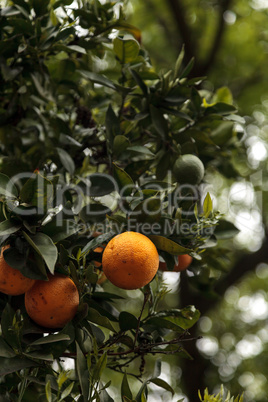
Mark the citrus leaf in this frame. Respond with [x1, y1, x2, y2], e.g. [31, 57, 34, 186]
[150, 378, 174, 396]
[41, 219, 79, 242]
[148, 235, 193, 255]
[87, 307, 116, 332]
[76, 341, 90, 402]
[202, 192, 213, 217]
[113, 37, 140, 64]
[56, 147, 75, 175]
[0, 173, 18, 198]
[30, 333, 71, 346]
[113, 163, 135, 196]
[119, 312, 138, 331]
[92, 352, 107, 381]
[22, 232, 57, 274]
[0, 220, 21, 236]
[0, 337, 16, 358]
[121, 372, 133, 401]
[0, 357, 39, 375]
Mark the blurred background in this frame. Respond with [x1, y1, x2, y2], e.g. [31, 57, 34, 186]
[116, 0, 268, 400]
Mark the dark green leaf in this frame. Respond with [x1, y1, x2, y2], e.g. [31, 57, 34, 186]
[41, 219, 79, 242]
[79, 70, 117, 90]
[0, 337, 16, 358]
[113, 163, 135, 196]
[76, 342, 89, 402]
[0, 173, 18, 198]
[113, 135, 130, 156]
[79, 203, 111, 224]
[127, 146, 155, 157]
[80, 173, 116, 197]
[150, 106, 169, 139]
[119, 312, 138, 331]
[0, 220, 21, 236]
[129, 69, 148, 95]
[148, 235, 193, 255]
[87, 307, 116, 332]
[105, 105, 121, 146]
[214, 220, 239, 239]
[30, 333, 71, 346]
[180, 57, 195, 78]
[92, 352, 107, 381]
[56, 147, 75, 175]
[150, 378, 174, 396]
[81, 232, 115, 255]
[121, 373, 133, 402]
[0, 357, 39, 375]
[22, 232, 57, 274]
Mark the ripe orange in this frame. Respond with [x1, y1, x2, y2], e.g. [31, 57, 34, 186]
[0, 245, 35, 296]
[102, 231, 159, 290]
[25, 273, 79, 329]
[159, 254, 193, 272]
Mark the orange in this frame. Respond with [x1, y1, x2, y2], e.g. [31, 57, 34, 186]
[0, 245, 35, 296]
[102, 231, 159, 290]
[25, 273, 79, 329]
[159, 254, 193, 272]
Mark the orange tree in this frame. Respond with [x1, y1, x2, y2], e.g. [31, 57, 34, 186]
[0, 0, 246, 400]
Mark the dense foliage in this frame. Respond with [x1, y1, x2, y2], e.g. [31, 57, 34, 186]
[0, 0, 247, 400]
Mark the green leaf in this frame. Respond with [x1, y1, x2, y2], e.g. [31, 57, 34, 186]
[0, 337, 16, 358]
[213, 86, 233, 105]
[87, 307, 116, 332]
[56, 147, 75, 175]
[45, 380, 52, 402]
[79, 70, 117, 90]
[174, 45, 185, 79]
[106, 105, 121, 146]
[202, 193, 213, 217]
[0, 173, 18, 198]
[80, 173, 116, 197]
[127, 146, 155, 157]
[22, 232, 57, 274]
[135, 382, 148, 402]
[129, 69, 148, 95]
[0, 220, 21, 236]
[1, 304, 17, 348]
[92, 352, 107, 381]
[150, 105, 169, 139]
[113, 163, 135, 196]
[0, 357, 39, 375]
[119, 312, 138, 331]
[79, 203, 111, 224]
[41, 219, 79, 242]
[111, 21, 141, 43]
[30, 333, 71, 346]
[121, 372, 133, 402]
[113, 37, 140, 64]
[204, 102, 237, 116]
[180, 57, 195, 78]
[148, 235, 193, 255]
[214, 220, 239, 239]
[81, 232, 115, 255]
[150, 378, 174, 396]
[60, 382, 74, 400]
[153, 306, 200, 330]
[114, 135, 130, 156]
[76, 342, 89, 402]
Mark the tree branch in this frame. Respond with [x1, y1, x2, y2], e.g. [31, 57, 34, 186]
[166, 0, 196, 64]
[198, 0, 233, 76]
